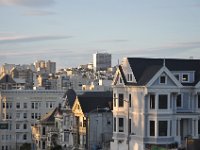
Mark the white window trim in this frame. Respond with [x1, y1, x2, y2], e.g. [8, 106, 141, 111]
[159, 75, 167, 84]
[176, 94, 183, 108]
[149, 119, 155, 137]
[127, 73, 133, 82]
[157, 120, 169, 137]
[181, 73, 190, 83]
[118, 117, 125, 133]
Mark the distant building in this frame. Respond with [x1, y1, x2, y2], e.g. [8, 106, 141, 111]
[72, 91, 113, 149]
[46, 60, 56, 74]
[0, 90, 65, 150]
[34, 60, 56, 74]
[93, 52, 111, 72]
[10, 66, 33, 89]
[0, 63, 15, 77]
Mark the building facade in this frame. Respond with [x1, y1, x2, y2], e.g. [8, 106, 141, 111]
[111, 57, 200, 150]
[0, 90, 64, 150]
[93, 52, 111, 72]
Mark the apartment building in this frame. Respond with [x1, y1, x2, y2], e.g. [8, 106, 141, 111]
[93, 52, 111, 72]
[111, 57, 200, 150]
[0, 90, 65, 150]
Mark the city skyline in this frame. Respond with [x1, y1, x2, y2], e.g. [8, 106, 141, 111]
[0, 0, 200, 69]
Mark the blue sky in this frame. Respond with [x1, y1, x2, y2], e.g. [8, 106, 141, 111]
[0, 0, 200, 69]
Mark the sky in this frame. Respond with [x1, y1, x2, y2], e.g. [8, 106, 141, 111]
[0, 0, 200, 69]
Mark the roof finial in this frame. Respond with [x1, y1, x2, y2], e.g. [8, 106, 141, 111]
[163, 58, 166, 67]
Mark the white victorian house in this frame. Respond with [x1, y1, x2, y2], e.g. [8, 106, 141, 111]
[111, 57, 200, 150]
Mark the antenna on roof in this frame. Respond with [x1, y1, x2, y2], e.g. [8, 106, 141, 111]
[163, 58, 166, 67]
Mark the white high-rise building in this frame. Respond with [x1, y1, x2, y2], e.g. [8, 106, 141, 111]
[0, 90, 65, 150]
[93, 52, 111, 72]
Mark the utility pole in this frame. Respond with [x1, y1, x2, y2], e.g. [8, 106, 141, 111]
[124, 99, 130, 150]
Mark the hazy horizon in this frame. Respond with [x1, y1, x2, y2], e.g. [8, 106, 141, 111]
[0, 0, 200, 69]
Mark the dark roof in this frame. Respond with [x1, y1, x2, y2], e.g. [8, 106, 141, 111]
[40, 108, 57, 123]
[78, 91, 113, 113]
[0, 74, 16, 84]
[127, 57, 200, 86]
[63, 89, 77, 108]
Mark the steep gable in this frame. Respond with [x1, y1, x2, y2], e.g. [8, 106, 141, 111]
[0, 74, 16, 84]
[112, 67, 125, 85]
[72, 97, 84, 115]
[127, 58, 200, 86]
[147, 66, 182, 87]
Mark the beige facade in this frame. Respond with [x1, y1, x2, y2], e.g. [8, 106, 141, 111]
[0, 90, 64, 150]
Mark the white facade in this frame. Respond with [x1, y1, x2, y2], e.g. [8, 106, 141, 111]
[111, 58, 200, 150]
[93, 52, 111, 72]
[0, 90, 65, 150]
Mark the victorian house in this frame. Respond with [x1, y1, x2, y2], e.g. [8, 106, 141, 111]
[111, 57, 200, 150]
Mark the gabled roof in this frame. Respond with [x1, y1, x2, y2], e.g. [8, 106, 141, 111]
[63, 89, 76, 108]
[127, 57, 200, 86]
[0, 74, 16, 84]
[77, 91, 113, 113]
[40, 108, 57, 123]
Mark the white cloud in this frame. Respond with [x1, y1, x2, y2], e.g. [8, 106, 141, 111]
[0, 35, 73, 44]
[23, 10, 56, 16]
[0, 0, 55, 7]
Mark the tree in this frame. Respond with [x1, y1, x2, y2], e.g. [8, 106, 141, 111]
[20, 143, 31, 150]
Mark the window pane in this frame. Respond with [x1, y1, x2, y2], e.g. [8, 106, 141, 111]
[176, 94, 181, 107]
[129, 119, 131, 134]
[198, 120, 200, 134]
[150, 95, 155, 109]
[114, 117, 116, 132]
[158, 95, 168, 109]
[118, 94, 124, 107]
[150, 121, 155, 136]
[159, 121, 167, 136]
[113, 93, 116, 107]
[182, 74, 189, 82]
[198, 95, 200, 108]
[129, 94, 131, 107]
[118, 118, 124, 132]
[160, 76, 166, 84]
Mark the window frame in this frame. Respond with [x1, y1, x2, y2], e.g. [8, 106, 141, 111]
[158, 95, 168, 109]
[176, 94, 182, 108]
[113, 93, 116, 107]
[182, 73, 190, 83]
[150, 94, 155, 109]
[198, 94, 200, 109]
[160, 75, 167, 84]
[158, 121, 168, 137]
[129, 94, 132, 107]
[118, 117, 124, 132]
[149, 120, 155, 136]
[118, 93, 124, 107]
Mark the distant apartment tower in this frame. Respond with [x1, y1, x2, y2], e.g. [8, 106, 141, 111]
[45, 60, 56, 74]
[34, 60, 46, 69]
[34, 60, 56, 74]
[93, 52, 111, 72]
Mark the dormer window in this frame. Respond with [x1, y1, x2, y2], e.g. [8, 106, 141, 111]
[127, 74, 133, 82]
[119, 77, 122, 83]
[160, 76, 166, 84]
[182, 74, 189, 82]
